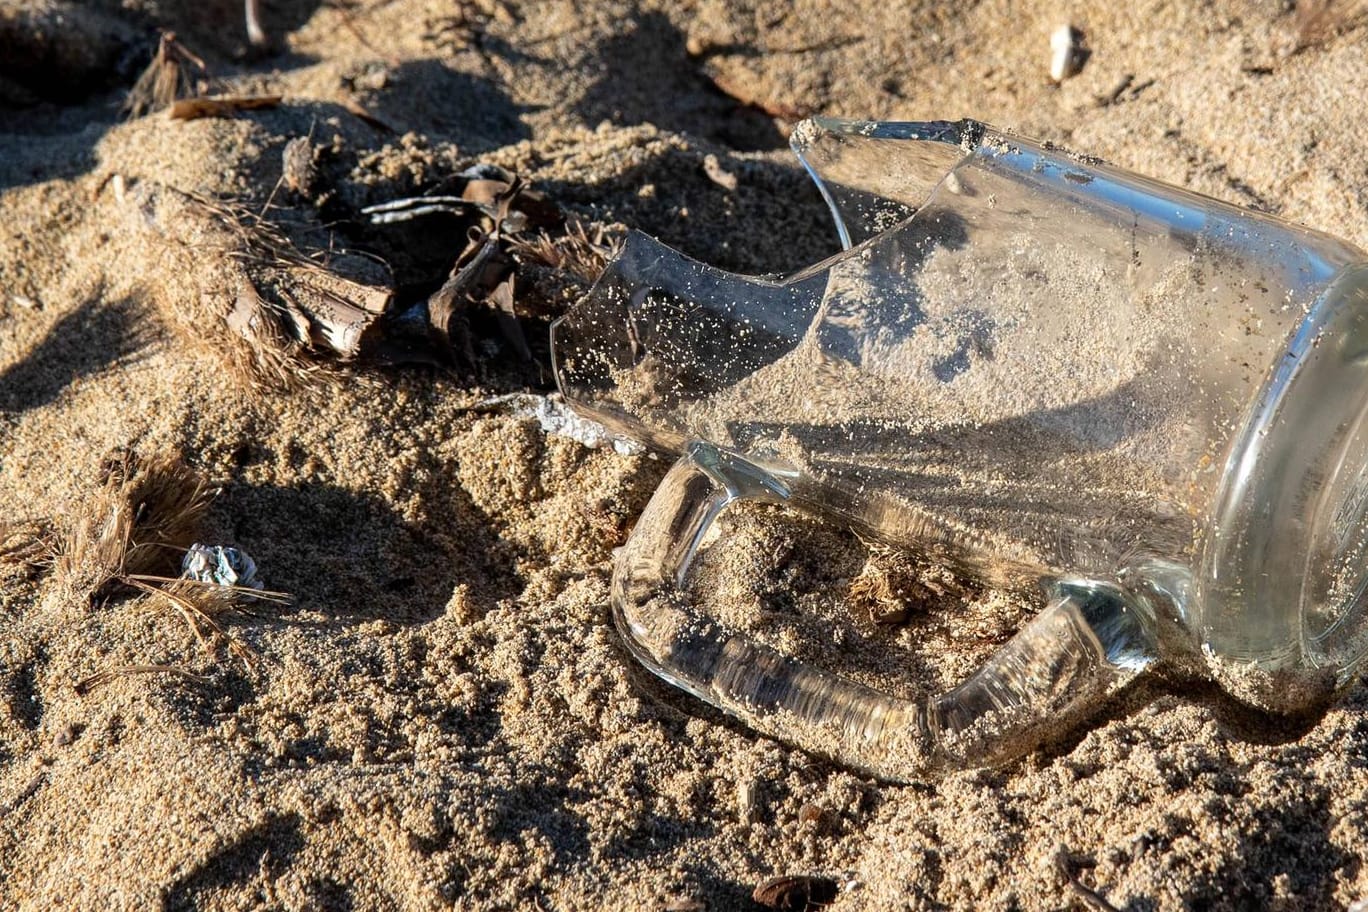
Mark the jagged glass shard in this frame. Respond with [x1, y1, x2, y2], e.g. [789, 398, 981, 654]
[553, 118, 1368, 780]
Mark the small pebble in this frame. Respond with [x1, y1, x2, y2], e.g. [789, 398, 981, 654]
[53, 723, 79, 748]
[1049, 24, 1088, 82]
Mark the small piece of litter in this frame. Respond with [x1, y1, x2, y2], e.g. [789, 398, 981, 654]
[181, 543, 262, 589]
[475, 393, 646, 455]
[1050, 24, 1088, 82]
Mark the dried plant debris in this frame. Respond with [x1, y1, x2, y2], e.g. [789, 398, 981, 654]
[0, 519, 55, 584]
[505, 217, 621, 324]
[73, 664, 211, 696]
[752, 875, 840, 911]
[508, 218, 622, 284]
[846, 540, 957, 626]
[168, 94, 282, 121]
[123, 31, 214, 118]
[123, 31, 280, 120]
[362, 164, 560, 233]
[281, 135, 320, 199]
[49, 446, 285, 665]
[134, 183, 393, 388]
[123, 575, 283, 666]
[362, 165, 569, 375]
[134, 158, 578, 387]
[54, 446, 213, 602]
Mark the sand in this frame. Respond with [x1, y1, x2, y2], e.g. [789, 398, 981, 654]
[3, 0, 1368, 909]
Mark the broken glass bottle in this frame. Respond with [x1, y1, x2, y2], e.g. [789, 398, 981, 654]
[551, 118, 1368, 781]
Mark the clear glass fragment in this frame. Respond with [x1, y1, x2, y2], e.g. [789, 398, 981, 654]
[552, 117, 1368, 781]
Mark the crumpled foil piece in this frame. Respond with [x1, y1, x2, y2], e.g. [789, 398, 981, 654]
[181, 543, 263, 589]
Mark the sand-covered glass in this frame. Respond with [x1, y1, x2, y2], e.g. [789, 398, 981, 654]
[552, 118, 1368, 781]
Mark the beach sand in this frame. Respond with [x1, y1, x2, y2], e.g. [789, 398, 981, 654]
[3, 0, 1368, 909]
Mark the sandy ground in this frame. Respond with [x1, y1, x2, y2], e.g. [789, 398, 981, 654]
[4, 0, 1368, 909]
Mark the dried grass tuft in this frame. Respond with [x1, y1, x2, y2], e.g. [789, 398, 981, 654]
[125, 575, 289, 667]
[0, 519, 56, 584]
[223, 278, 332, 391]
[55, 448, 213, 601]
[50, 446, 289, 668]
[140, 185, 379, 392]
[74, 664, 212, 696]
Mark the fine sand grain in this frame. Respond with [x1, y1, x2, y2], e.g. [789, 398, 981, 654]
[4, 1, 1368, 909]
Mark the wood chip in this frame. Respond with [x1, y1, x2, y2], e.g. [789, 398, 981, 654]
[168, 95, 282, 120]
[257, 253, 393, 359]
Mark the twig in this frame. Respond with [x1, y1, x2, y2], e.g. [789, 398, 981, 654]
[123, 32, 213, 118]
